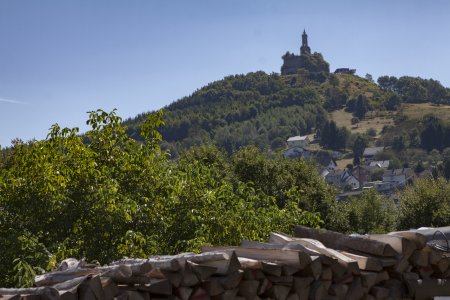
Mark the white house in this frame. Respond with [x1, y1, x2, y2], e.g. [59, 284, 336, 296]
[368, 160, 390, 169]
[382, 168, 414, 187]
[286, 135, 310, 148]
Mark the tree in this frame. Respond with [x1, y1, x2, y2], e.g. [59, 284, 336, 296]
[352, 135, 367, 165]
[398, 177, 450, 229]
[420, 115, 443, 151]
[353, 95, 369, 119]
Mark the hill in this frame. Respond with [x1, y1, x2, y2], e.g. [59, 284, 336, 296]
[124, 71, 387, 157]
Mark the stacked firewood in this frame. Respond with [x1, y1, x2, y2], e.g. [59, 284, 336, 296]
[2, 226, 450, 300]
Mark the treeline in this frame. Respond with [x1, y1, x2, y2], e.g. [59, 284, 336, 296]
[1, 110, 450, 287]
[0, 110, 327, 287]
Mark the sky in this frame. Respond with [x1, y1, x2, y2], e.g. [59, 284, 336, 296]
[1, 0, 450, 147]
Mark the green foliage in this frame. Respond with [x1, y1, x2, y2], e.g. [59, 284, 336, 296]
[398, 177, 450, 229]
[319, 120, 349, 150]
[352, 135, 367, 165]
[328, 190, 398, 234]
[0, 110, 323, 287]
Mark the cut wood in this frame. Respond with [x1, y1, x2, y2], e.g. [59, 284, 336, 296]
[367, 234, 417, 257]
[237, 280, 259, 300]
[329, 283, 348, 299]
[199, 251, 240, 275]
[339, 251, 383, 272]
[210, 288, 238, 300]
[360, 271, 378, 289]
[201, 277, 224, 297]
[136, 279, 172, 295]
[187, 261, 217, 281]
[294, 225, 398, 257]
[190, 287, 210, 300]
[298, 256, 322, 280]
[388, 231, 427, 249]
[0, 288, 59, 300]
[202, 246, 307, 269]
[266, 285, 291, 300]
[219, 270, 243, 290]
[175, 287, 192, 300]
[410, 249, 429, 267]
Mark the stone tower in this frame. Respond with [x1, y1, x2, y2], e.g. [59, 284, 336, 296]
[300, 29, 311, 55]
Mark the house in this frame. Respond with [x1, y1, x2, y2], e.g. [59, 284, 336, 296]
[362, 147, 384, 162]
[351, 165, 372, 185]
[368, 160, 390, 169]
[284, 147, 312, 159]
[382, 168, 414, 188]
[286, 135, 310, 149]
[314, 152, 337, 171]
[325, 169, 360, 190]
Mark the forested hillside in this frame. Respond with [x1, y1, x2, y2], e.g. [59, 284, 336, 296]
[124, 70, 450, 158]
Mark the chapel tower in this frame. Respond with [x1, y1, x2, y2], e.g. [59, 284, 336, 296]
[300, 29, 311, 55]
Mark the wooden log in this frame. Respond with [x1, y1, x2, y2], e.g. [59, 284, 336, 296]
[175, 287, 192, 300]
[56, 258, 85, 271]
[360, 271, 378, 289]
[237, 258, 262, 270]
[50, 275, 88, 291]
[266, 285, 291, 300]
[201, 277, 224, 297]
[237, 280, 259, 300]
[271, 233, 360, 275]
[137, 279, 172, 296]
[97, 265, 134, 281]
[257, 278, 272, 295]
[298, 256, 322, 280]
[435, 257, 450, 274]
[368, 234, 417, 258]
[261, 261, 282, 277]
[308, 281, 328, 300]
[339, 251, 383, 272]
[101, 277, 119, 300]
[0, 288, 59, 300]
[282, 265, 299, 276]
[346, 277, 364, 300]
[112, 292, 128, 300]
[112, 275, 152, 285]
[388, 231, 427, 249]
[369, 286, 390, 299]
[219, 270, 243, 290]
[410, 249, 430, 267]
[329, 283, 348, 299]
[0, 295, 21, 300]
[294, 225, 398, 257]
[199, 251, 241, 275]
[403, 272, 419, 297]
[375, 270, 389, 285]
[112, 258, 180, 272]
[160, 270, 183, 287]
[58, 291, 77, 300]
[381, 278, 406, 298]
[392, 255, 411, 274]
[239, 241, 315, 270]
[243, 269, 265, 281]
[202, 246, 307, 269]
[320, 267, 332, 281]
[286, 293, 300, 300]
[34, 269, 99, 286]
[190, 287, 210, 300]
[187, 261, 217, 281]
[79, 276, 104, 300]
[266, 275, 293, 286]
[210, 289, 238, 300]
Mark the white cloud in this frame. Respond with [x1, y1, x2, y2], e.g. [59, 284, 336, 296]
[0, 97, 28, 104]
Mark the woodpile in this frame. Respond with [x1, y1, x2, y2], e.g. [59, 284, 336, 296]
[2, 226, 450, 299]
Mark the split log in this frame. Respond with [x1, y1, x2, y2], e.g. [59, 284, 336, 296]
[266, 275, 293, 286]
[388, 231, 427, 249]
[262, 261, 283, 277]
[239, 241, 314, 269]
[298, 256, 322, 280]
[339, 251, 383, 272]
[112, 257, 180, 272]
[367, 234, 417, 257]
[237, 280, 259, 300]
[294, 225, 398, 257]
[346, 277, 364, 300]
[270, 232, 360, 275]
[201, 277, 224, 297]
[308, 281, 328, 300]
[410, 249, 430, 267]
[211, 288, 238, 300]
[0, 288, 59, 300]
[219, 270, 243, 290]
[190, 287, 210, 300]
[136, 279, 172, 295]
[78, 276, 104, 300]
[360, 271, 378, 289]
[187, 261, 217, 281]
[34, 269, 99, 286]
[202, 246, 307, 269]
[100, 277, 119, 300]
[243, 268, 264, 281]
[257, 278, 272, 295]
[329, 283, 348, 299]
[266, 285, 291, 300]
[199, 251, 240, 275]
[175, 287, 192, 300]
[369, 286, 390, 299]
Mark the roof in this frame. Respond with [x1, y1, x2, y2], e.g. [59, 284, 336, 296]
[363, 147, 384, 157]
[368, 160, 390, 168]
[287, 135, 309, 142]
[315, 153, 337, 167]
[383, 168, 413, 177]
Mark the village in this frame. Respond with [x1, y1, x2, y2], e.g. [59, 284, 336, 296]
[283, 135, 427, 200]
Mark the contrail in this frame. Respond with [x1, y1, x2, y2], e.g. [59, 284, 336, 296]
[0, 97, 27, 104]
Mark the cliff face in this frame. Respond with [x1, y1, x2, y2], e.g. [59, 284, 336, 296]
[281, 52, 330, 75]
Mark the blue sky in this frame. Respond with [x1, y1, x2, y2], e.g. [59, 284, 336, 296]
[1, 0, 450, 147]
